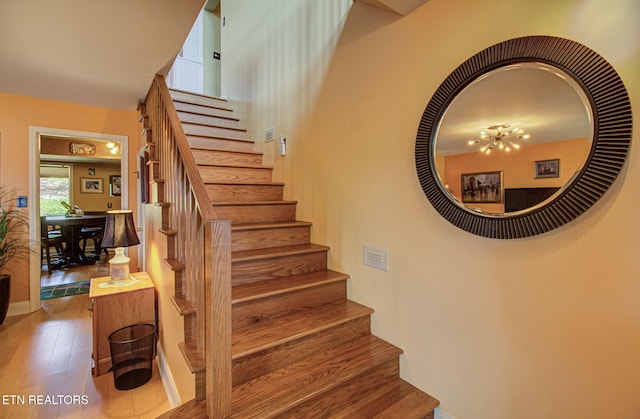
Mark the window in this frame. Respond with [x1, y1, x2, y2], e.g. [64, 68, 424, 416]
[40, 164, 71, 216]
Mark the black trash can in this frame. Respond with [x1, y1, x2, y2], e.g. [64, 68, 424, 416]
[108, 323, 156, 390]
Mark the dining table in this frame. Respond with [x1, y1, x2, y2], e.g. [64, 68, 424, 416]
[44, 214, 106, 267]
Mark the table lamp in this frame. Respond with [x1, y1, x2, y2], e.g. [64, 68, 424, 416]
[101, 210, 140, 284]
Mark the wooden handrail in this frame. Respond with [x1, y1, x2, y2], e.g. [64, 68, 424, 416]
[153, 75, 216, 221]
[144, 76, 232, 417]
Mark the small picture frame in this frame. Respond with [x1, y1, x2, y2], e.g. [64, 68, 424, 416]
[88, 168, 95, 176]
[461, 171, 503, 203]
[80, 177, 103, 193]
[534, 159, 560, 179]
[109, 175, 122, 196]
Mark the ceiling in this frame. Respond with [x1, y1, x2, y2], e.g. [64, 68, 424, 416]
[1, 0, 591, 151]
[0, 0, 205, 111]
[435, 62, 593, 156]
[354, 0, 429, 15]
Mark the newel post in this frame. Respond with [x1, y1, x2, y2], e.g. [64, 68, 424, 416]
[205, 220, 232, 417]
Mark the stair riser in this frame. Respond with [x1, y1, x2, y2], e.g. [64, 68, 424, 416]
[199, 166, 273, 184]
[281, 359, 401, 418]
[193, 149, 263, 168]
[170, 90, 229, 108]
[178, 111, 240, 129]
[232, 281, 347, 329]
[183, 311, 198, 345]
[231, 225, 311, 252]
[160, 206, 171, 231]
[206, 184, 284, 202]
[214, 204, 296, 224]
[187, 135, 255, 153]
[232, 316, 371, 387]
[144, 141, 156, 160]
[183, 123, 247, 140]
[232, 251, 327, 286]
[150, 180, 164, 203]
[174, 100, 234, 118]
[148, 161, 160, 181]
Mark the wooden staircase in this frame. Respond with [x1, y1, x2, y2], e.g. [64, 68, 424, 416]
[148, 86, 439, 418]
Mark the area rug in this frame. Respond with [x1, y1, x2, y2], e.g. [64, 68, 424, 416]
[41, 281, 91, 300]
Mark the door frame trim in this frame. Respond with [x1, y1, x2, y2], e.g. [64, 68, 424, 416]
[28, 126, 128, 312]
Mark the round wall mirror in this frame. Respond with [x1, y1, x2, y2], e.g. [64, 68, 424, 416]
[415, 36, 632, 239]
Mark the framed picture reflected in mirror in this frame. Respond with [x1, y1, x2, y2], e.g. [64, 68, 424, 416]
[461, 171, 503, 203]
[534, 159, 560, 179]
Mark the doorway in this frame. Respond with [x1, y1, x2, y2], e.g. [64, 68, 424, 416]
[166, 3, 221, 97]
[29, 126, 129, 312]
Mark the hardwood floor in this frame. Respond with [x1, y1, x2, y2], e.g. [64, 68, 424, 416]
[41, 249, 111, 287]
[0, 293, 170, 418]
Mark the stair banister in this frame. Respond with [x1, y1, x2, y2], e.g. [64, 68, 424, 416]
[145, 75, 232, 417]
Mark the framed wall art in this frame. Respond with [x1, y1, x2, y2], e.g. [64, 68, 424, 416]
[80, 177, 103, 193]
[461, 171, 503, 203]
[534, 159, 560, 179]
[110, 175, 122, 196]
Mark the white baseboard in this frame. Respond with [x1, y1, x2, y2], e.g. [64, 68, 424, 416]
[7, 300, 31, 317]
[435, 407, 455, 419]
[156, 343, 182, 408]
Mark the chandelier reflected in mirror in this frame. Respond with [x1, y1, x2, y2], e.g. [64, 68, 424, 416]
[468, 124, 530, 154]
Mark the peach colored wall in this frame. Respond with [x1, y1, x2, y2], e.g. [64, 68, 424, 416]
[0, 92, 139, 303]
[40, 159, 123, 212]
[443, 138, 589, 212]
[143, 204, 195, 403]
[222, 0, 640, 417]
[71, 162, 122, 212]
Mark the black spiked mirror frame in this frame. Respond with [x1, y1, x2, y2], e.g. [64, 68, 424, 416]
[415, 36, 632, 239]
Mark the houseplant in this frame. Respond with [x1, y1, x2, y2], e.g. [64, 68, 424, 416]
[0, 185, 31, 325]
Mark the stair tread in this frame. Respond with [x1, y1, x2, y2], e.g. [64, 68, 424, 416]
[175, 101, 234, 115]
[171, 295, 195, 315]
[169, 87, 229, 102]
[164, 258, 185, 271]
[370, 381, 440, 418]
[205, 181, 285, 186]
[296, 376, 439, 419]
[231, 334, 401, 418]
[177, 109, 240, 122]
[197, 162, 274, 170]
[232, 269, 350, 303]
[232, 300, 372, 358]
[156, 398, 207, 419]
[187, 133, 255, 143]
[232, 243, 329, 262]
[182, 121, 247, 133]
[178, 341, 205, 373]
[158, 380, 439, 419]
[231, 221, 312, 231]
[214, 200, 297, 206]
[191, 147, 262, 156]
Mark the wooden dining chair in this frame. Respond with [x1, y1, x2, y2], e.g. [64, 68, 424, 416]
[40, 216, 67, 275]
[79, 226, 109, 259]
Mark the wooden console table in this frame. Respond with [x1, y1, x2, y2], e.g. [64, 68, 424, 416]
[89, 272, 156, 376]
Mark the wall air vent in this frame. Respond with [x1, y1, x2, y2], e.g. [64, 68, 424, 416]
[265, 127, 275, 142]
[363, 246, 388, 271]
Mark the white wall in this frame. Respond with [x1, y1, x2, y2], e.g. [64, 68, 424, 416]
[203, 6, 221, 97]
[221, 0, 640, 417]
